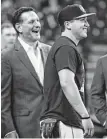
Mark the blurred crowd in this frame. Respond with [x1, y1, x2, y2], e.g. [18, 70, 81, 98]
[1, 0, 107, 44]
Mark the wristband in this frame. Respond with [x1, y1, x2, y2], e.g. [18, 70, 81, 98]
[81, 116, 90, 119]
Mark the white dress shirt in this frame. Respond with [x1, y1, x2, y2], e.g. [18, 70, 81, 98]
[18, 37, 44, 85]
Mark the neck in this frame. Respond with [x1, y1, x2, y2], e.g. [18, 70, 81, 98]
[19, 35, 38, 47]
[61, 30, 79, 45]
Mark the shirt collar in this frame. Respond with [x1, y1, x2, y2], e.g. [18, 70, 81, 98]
[18, 37, 40, 52]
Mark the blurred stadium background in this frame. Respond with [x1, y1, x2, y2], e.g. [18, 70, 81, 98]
[1, 0, 107, 137]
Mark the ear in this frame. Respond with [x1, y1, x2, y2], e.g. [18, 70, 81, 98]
[64, 21, 71, 30]
[15, 23, 22, 33]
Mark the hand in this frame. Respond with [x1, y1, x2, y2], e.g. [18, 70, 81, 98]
[4, 131, 19, 138]
[40, 118, 57, 138]
[82, 118, 94, 138]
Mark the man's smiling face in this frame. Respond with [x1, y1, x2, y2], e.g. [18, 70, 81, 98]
[19, 11, 41, 42]
[69, 17, 90, 40]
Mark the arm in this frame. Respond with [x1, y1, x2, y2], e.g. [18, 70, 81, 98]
[58, 69, 89, 118]
[1, 53, 18, 138]
[91, 58, 107, 126]
[58, 69, 94, 137]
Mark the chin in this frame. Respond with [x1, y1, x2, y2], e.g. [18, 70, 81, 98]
[82, 33, 87, 38]
[37, 34, 40, 40]
[34, 36, 40, 41]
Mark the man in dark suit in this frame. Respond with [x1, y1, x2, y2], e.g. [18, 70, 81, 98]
[91, 54, 107, 130]
[1, 7, 51, 138]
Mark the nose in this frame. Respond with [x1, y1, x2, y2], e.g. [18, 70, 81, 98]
[85, 20, 90, 28]
[33, 20, 41, 27]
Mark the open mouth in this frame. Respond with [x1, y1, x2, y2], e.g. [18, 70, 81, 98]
[83, 27, 87, 30]
[32, 27, 40, 33]
[83, 28, 88, 32]
[32, 30, 39, 33]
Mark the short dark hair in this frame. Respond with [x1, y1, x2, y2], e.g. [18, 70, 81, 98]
[12, 7, 35, 33]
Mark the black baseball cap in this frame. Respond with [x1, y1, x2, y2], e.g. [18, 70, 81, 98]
[58, 4, 96, 26]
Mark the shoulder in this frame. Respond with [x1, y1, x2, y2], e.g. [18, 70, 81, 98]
[55, 45, 78, 56]
[54, 36, 76, 47]
[99, 54, 107, 67]
[100, 54, 107, 60]
[54, 46, 79, 63]
[95, 55, 107, 72]
[1, 46, 14, 61]
[97, 54, 107, 63]
[53, 36, 77, 54]
[39, 42, 52, 52]
[39, 42, 51, 49]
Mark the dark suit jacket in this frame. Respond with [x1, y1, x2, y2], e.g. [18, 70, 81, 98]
[91, 54, 107, 129]
[1, 39, 51, 138]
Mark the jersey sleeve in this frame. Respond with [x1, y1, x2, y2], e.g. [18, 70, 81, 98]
[54, 46, 78, 73]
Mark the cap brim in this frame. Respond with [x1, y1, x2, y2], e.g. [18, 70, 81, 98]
[75, 13, 96, 19]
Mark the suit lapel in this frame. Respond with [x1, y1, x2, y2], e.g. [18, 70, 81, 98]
[40, 49, 45, 68]
[15, 40, 42, 87]
[39, 42, 48, 67]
